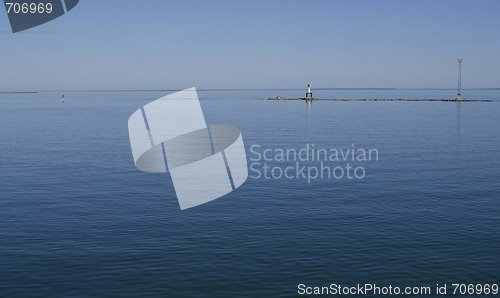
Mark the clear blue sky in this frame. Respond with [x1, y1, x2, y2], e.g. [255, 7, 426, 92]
[1, 0, 499, 90]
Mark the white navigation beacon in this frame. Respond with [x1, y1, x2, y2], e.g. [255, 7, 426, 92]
[306, 84, 313, 99]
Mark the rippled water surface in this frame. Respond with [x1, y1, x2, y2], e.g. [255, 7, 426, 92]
[1, 89, 499, 297]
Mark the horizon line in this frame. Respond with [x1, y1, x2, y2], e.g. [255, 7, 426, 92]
[3, 87, 500, 93]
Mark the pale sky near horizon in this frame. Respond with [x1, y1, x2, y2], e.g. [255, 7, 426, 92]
[1, 0, 499, 91]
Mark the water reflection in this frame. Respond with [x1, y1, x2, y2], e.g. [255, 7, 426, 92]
[306, 99, 312, 134]
[456, 102, 462, 141]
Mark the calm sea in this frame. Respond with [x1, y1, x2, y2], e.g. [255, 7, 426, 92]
[1, 89, 499, 297]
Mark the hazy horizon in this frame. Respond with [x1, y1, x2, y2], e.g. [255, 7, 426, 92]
[3, 87, 500, 93]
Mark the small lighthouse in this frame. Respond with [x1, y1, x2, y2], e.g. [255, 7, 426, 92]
[305, 84, 313, 99]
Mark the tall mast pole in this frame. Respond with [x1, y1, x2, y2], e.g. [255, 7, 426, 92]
[457, 59, 463, 100]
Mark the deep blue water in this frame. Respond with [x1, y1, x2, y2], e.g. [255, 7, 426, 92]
[1, 89, 499, 297]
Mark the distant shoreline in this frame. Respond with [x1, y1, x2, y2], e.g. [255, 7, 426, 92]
[0, 91, 38, 94]
[1, 88, 500, 93]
